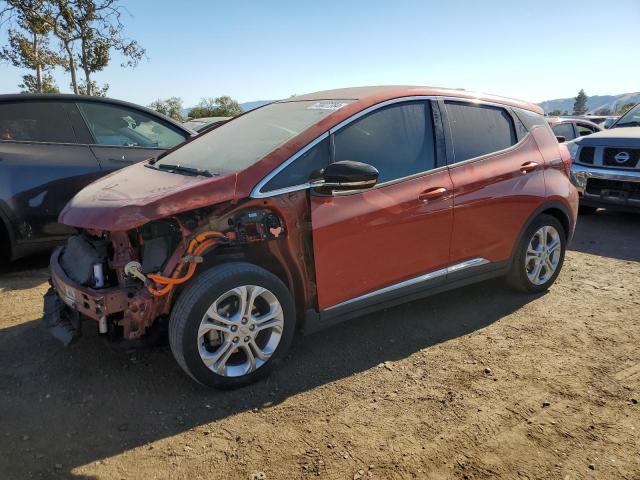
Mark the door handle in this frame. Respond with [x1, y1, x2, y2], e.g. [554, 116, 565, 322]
[520, 161, 539, 174]
[418, 187, 448, 202]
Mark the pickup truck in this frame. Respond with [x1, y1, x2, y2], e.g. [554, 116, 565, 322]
[568, 103, 640, 214]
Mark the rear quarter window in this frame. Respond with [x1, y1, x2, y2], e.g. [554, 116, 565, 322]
[0, 101, 77, 143]
[445, 101, 516, 163]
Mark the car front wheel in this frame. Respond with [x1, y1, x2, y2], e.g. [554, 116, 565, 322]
[507, 214, 566, 293]
[169, 262, 296, 389]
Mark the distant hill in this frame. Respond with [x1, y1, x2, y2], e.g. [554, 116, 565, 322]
[538, 92, 640, 114]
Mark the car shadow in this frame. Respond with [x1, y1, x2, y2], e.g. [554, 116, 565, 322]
[0, 252, 51, 291]
[570, 209, 640, 261]
[0, 278, 541, 479]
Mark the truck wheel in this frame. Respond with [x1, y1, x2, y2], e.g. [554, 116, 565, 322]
[507, 214, 566, 293]
[169, 262, 296, 389]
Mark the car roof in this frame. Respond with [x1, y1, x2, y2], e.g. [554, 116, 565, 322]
[0, 93, 195, 135]
[283, 85, 544, 114]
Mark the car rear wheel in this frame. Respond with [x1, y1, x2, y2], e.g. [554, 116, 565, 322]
[169, 262, 296, 389]
[507, 214, 566, 293]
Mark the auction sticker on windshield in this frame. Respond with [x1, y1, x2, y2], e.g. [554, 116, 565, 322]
[307, 101, 351, 111]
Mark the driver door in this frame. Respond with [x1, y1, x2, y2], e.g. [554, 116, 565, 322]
[310, 101, 453, 311]
[74, 101, 189, 172]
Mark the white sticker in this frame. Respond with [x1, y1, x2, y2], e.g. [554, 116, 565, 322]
[307, 101, 350, 111]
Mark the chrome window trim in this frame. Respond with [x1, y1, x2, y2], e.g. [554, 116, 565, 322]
[324, 257, 489, 311]
[251, 94, 542, 199]
[250, 132, 329, 198]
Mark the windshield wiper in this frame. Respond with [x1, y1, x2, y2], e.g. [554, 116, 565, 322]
[145, 163, 214, 177]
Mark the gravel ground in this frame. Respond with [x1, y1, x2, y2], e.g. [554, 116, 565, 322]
[0, 210, 639, 480]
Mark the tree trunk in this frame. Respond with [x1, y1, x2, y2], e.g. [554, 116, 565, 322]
[33, 33, 42, 93]
[64, 41, 78, 94]
[80, 38, 91, 96]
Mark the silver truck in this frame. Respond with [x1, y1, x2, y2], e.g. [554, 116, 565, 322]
[569, 103, 640, 214]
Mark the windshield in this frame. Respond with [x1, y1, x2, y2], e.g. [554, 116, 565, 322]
[614, 104, 640, 127]
[157, 100, 352, 173]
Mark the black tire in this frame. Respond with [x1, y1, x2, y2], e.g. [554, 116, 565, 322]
[169, 262, 296, 389]
[507, 214, 566, 293]
[578, 205, 598, 215]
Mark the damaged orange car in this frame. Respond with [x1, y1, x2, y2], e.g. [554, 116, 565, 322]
[45, 86, 578, 388]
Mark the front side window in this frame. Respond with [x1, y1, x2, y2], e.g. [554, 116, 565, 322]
[77, 102, 187, 149]
[262, 137, 330, 192]
[333, 101, 435, 184]
[551, 123, 576, 141]
[445, 101, 517, 163]
[156, 100, 352, 174]
[0, 101, 76, 143]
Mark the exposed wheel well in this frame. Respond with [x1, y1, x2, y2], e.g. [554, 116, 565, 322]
[539, 207, 570, 240]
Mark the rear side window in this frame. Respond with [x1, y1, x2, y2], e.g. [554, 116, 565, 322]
[333, 101, 435, 183]
[0, 101, 76, 143]
[551, 123, 576, 141]
[262, 137, 330, 192]
[77, 102, 187, 149]
[445, 101, 516, 163]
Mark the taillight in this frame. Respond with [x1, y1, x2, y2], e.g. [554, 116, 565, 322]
[558, 143, 573, 176]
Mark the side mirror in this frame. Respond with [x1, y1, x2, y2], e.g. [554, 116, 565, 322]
[555, 136, 566, 143]
[311, 160, 379, 192]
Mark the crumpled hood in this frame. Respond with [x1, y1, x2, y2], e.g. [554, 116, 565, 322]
[59, 162, 238, 231]
[576, 126, 640, 147]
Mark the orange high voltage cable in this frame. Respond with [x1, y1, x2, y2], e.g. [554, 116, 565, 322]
[147, 231, 228, 297]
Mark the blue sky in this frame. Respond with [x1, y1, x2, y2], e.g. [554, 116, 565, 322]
[1, 0, 638, 107]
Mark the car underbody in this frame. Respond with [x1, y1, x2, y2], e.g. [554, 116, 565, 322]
[44, 193, 316, 346]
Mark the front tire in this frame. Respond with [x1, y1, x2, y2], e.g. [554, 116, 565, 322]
[507, 214, 566, 293]
[169, 262, 296, 389]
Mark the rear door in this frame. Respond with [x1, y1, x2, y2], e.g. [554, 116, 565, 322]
[310, 100, 454, 310]
[0, 100, 102, 246]
[443, 100, 546, 273]
[74, 101, 189, 171]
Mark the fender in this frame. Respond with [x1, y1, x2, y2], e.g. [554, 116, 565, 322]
[507, 199, 574, 270]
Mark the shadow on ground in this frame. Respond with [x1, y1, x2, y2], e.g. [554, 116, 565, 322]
[570, 209, 640, 261]
[0, 252, 51, 291]
[0, 278, 540, 479]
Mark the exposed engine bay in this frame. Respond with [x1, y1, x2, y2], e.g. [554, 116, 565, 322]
[44, 202, 294, 345]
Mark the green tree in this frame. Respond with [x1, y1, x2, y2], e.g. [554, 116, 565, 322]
[188, 96, 243, 119]
[548, 109, 563, 116]
[49, 0, 145, 95]
[617, 102, 636, 115]
[76, 78, 107, 96]
[20, 71, 59, 92]
[149, 97, 184, 121]
[572, 89, 588, 115]
[0, 0, 64, 93]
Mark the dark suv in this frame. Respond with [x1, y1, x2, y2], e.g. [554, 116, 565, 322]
[0, 94, 194, 263]
[569, 103, 640, 213]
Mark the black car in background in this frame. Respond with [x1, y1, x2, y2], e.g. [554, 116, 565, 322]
[0, 94, 195, 263]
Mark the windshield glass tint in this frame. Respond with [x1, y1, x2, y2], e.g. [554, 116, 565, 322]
[615, 104, 640, 126]
[156, 100, 351, 173]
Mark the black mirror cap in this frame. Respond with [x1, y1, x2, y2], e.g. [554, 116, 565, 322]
[555, 136, 566, 143]
[316, 160, 379, 191]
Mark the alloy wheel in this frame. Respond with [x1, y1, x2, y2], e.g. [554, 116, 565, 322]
[197, 285, 284, 377]
[525, 225, 561, 285]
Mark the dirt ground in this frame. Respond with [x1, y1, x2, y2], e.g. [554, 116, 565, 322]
[0, 210, 639, 480]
